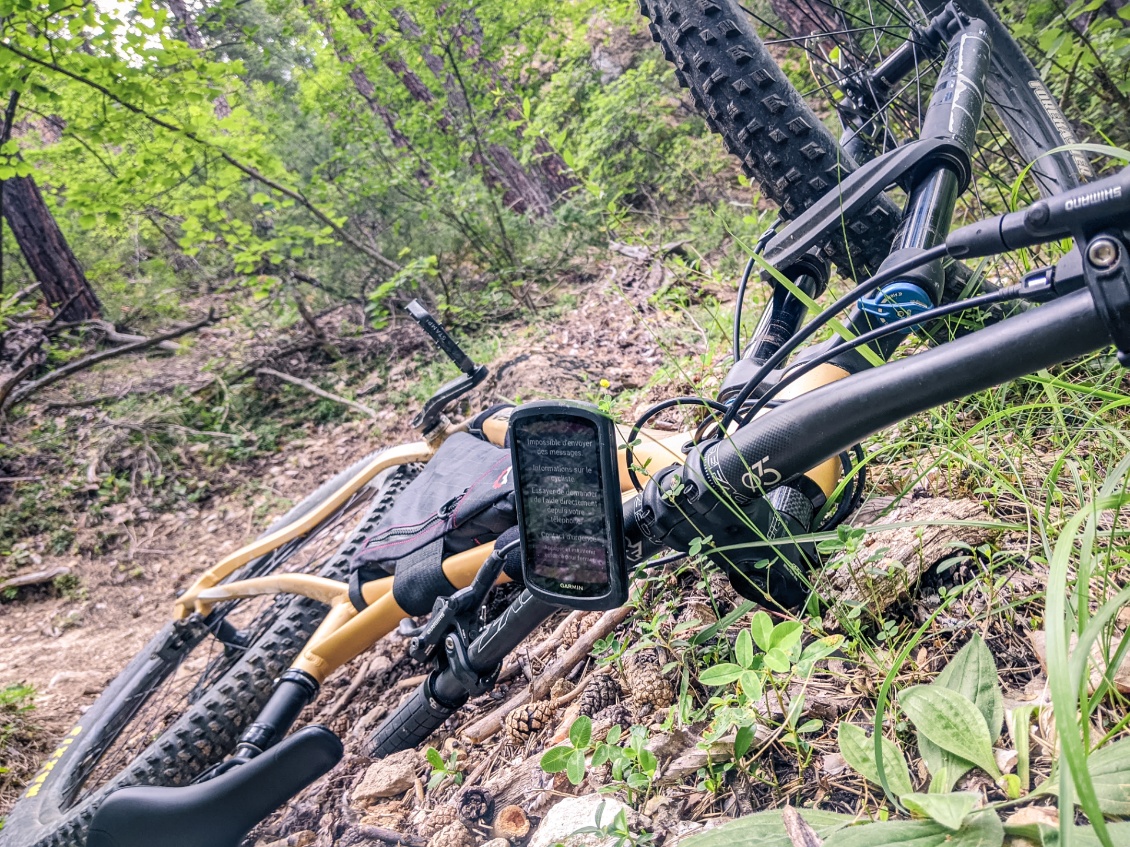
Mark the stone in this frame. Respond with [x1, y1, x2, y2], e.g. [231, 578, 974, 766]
[528, 794, 635, 847]
[352, 750, 420, 805]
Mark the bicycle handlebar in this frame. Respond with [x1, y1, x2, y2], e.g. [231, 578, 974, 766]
[635, 287, 1108, 551]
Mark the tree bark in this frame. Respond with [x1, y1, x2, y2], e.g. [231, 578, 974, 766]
[163, 0, 232, 119]
[766, 0, 845, 40]
[1, 175, 102, 322]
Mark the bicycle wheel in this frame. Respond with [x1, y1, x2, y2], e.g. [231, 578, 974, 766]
[2, 450, 420, 847]
[642, 0, 1091, 282]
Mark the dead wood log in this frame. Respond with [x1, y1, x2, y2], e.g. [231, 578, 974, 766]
[0, 566, 70, 592]
[461, 606, 631, 744]
[1, 311, 215, 413]
[817, 496, 999, 625]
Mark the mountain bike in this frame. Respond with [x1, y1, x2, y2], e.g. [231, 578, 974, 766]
[4, 1, 1122, 846]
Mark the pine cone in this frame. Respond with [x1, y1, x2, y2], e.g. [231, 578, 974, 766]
[622, 649, 675, 709]
[590, 701, 632, 744]
[560, 611, 602, 650]
[578, 674, 621, 717]
[428, 821, 474, 847]
[418, 805, 459, 838]
[503, 699, 557, 742]
[456, 786, 495, 825]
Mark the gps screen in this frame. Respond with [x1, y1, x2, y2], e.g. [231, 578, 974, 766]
[513, 415, 613, 597]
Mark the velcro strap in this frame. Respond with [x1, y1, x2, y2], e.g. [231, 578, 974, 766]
[390, 537, 456, 616]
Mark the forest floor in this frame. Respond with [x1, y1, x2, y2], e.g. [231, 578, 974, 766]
[0, 246, 1123, 846]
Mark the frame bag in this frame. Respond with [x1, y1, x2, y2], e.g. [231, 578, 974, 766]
[349, 432, 515, 614]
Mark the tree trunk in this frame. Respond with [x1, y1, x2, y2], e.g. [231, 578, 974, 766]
[163, 0, 232, 119]
[2, 175, 102, 322]
[343, 3, 558, 217]
[452, 8, 578, 201]
[767, 0, 845, 40]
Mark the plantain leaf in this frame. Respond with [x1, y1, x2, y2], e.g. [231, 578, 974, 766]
[901, 791, 980, 831]
[682, 808, 856, 847]
[901, 686, 1001, 780]
[1046, 737, 1130, 815]
[824, 811, 1004, 847]
[1003, 821, 1130, 846]
[934, 635, 1005, 742]
[837, 722, 914, 798]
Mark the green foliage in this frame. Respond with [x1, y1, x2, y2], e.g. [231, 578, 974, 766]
[424, 746, 462, 791]
[541, 716, 659, 803]
[697, 610, 840, 744]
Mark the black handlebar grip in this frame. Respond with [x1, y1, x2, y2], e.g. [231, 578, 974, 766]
[368, 675, 464, 758]
[406, 300, 476, 376]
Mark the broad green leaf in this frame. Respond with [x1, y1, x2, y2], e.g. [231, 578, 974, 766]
[1003, 821, 1130, 846]
[901, 686, 1001, 780]
[797, 635, 844, 674]
[1085, 737, 1130, 815]
[750, 611, 774, 651]
[425, 747, 444, 769]
[739, 670, 763, 701]
[919, 736, 972, 793]
[934, 635, 1005, 742]
[699, 663, 745, 686]
[736, 628, 754, 668]
[540, 745, 573, 773]
[569, 715, 592, 750]
[838, 722, 914, 798]
[682, 808, 856, 847]
[1047, 737, 1130, 815]
[765, 648, 792, 673]
[770, 620, 803, 652]
[566, 749, 586, 785]
[825, 811, 1004, 847]
[734, 725, 755, 759]
[901, 792, 979, 831]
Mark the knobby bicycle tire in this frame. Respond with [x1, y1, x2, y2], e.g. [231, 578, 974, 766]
[641, 0, 1090, 285]
[3, 451, 419, 847]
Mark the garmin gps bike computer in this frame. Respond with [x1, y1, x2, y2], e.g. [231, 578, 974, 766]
[509, 400, 628, 610]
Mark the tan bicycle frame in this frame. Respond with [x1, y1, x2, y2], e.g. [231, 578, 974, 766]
[172, 362, 848, 685]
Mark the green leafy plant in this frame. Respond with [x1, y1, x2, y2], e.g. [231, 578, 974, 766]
[424, 746, 463, 791]
[697, 610, 841, 742]
[541, 717, 659, 803]
[541, 715, 596, 787]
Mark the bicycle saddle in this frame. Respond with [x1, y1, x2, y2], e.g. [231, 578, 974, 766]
[86, 725, 343, 847]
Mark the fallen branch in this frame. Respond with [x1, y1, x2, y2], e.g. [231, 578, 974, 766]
[497, 610, 579, 682]
[257, 368, 378, 419]
[0, 360, 40, 412]
[8, 282, 40, 305]
[2, 311, 215, 413]
[461, 605, 631, 743]
[0, 566, 70, 592]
